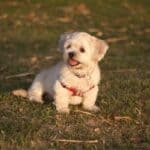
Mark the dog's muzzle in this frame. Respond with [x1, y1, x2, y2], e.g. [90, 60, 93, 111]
[67, 52, 80, 66]
[68, 52, 75, 59]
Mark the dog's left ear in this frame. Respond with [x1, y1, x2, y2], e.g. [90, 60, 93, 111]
[93, 38, 109, 61]
[58, 33, 72, 52]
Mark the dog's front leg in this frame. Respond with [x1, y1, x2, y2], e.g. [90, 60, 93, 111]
[54, 81, 70, 113]
[83, 86, 100, 112]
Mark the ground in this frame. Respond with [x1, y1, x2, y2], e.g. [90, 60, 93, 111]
[0, 0, 150, 149]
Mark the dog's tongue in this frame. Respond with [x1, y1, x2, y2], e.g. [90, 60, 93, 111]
[68, 59, 79, 66]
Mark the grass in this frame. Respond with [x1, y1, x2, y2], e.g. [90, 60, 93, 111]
[0, 0, 150, 149]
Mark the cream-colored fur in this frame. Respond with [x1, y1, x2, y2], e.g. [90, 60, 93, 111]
[28, 32, 108, 113]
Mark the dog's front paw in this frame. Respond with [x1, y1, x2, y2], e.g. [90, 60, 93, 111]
[57, 107, 70, 114]
[83, 105, 100, 112]
[91, 105, 100, 112]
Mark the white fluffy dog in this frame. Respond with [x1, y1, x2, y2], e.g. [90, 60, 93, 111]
[28, 32, 108, 113]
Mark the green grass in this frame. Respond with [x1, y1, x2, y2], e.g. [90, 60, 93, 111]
[0, 0, 150, 149]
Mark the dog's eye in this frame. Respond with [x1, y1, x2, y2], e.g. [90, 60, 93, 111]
[80, 47, 85, 53]
[66, 44, 71, 49]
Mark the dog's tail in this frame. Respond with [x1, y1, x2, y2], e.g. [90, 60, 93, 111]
[12, 89, 28, 98]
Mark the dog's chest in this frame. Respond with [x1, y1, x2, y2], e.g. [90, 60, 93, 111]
[60, 73, 95, 91]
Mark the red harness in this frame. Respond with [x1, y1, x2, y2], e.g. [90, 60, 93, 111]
[60, 82, 95, 97]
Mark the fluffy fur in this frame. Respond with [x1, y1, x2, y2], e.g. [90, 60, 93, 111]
[28, 32, 109, 113]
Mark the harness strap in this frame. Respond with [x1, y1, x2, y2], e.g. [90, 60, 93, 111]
[60, 81, 95, 97]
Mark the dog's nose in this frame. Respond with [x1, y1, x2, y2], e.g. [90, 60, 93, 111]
[68, 52, 75, 58]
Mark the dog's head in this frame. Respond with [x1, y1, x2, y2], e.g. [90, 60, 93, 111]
[58, 32, 108, 69]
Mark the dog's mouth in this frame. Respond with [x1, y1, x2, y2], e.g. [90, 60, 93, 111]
[68, 58, 80, 66]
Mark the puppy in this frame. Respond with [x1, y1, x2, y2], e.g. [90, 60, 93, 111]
[28, 32, 108, 113]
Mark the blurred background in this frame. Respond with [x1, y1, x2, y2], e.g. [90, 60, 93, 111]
[0, 0, 149, 90]
[0, 0, 149, 149]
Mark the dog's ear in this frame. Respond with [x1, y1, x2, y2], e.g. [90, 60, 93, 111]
[58, 33, 72, 52]
[93, 37, 109, 61]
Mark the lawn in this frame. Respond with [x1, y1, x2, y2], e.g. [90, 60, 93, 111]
[0, 0, 150, 149]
